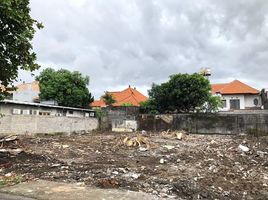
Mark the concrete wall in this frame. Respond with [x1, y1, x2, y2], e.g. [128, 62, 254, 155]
[138, 113, 268, 135]
[0, 115, 98, 135]
[98, 106, 140, 131]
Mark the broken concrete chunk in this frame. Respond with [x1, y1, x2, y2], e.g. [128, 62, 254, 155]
[162, 145, 175, 150]
[238, 144, 250, 152]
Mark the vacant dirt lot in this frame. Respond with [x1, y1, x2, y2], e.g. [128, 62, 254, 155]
[0, 132, 268, 199]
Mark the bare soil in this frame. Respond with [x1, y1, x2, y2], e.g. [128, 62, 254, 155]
[0, 132, 267, 199]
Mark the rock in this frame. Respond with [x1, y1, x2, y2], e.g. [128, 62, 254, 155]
[5, 172, 12, 177]
[123, 172, 141, 179]
[256, 151, 268, 157]
[112, 171, 119, 175]
[160, 158, 165, 164]
[238, 144, 249, 152]
[118, 168, 127, 173]
[162, 145, 175, 150]
[131, 173, 140, 179]
[51, 164, 61, 167]
[139, 147, 148, 151]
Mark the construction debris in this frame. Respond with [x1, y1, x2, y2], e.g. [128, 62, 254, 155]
[119, 134, 154, 150]
[161, 130, 187, 140]
[0, 133, 267, 199]
[0, 135, 20, 148]
[238, 144, 250, 152]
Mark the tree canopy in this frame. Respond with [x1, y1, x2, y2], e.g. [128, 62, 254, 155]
[101, 92, 116, 106]
[36, 68, 94, 108]
[0, 0, 43, 99]
[146, 73, 214, 113]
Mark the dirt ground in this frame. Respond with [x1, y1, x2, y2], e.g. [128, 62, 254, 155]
[0, 132, 267, 199]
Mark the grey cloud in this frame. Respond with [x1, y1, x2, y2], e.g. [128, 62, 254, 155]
[24, 0, 268, 98]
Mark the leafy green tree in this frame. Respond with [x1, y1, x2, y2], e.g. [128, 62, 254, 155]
[139, 99, 159, 115]
[201, 95, 223, 113]
[36, 68, 94, 108]
[122, 103, 134, 107]
[148, 73, 212, 113]
[101, 92, 116, 106]
[0, 0, 43, 99]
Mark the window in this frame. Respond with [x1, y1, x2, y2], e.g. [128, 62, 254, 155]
[39, 111, 51, 116]
[222, 100, 227, 108]
[32, 110, 39, 115]
[68, 110, 73, 115]
[85, 113, 90, 117]
[253, 98, 259, 106]
[22, 110, 30, 115]
[230, 99, 240, 109]
[12, 109, 21, 115]
[90, 112, 95, 117]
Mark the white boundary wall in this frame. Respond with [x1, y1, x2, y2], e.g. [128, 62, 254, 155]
[0, 115, 98, 135]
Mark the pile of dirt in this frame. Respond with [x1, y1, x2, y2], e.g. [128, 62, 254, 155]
[0, 132, 267, 199]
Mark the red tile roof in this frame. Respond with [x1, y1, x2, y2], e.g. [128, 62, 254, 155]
[211, 80, 259, 95]
[91, 87, 148, 107]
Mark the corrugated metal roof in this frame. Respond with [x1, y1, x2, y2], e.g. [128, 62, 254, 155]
[0, 100, 94, 112]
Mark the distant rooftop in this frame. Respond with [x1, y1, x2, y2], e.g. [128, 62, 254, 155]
[91, 86, 148, 107]
[1, 100, 94, 112]
[211, 80, 259, 95]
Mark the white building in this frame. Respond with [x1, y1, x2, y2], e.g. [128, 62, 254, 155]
[12, 81, 40, 103]
[212, 80, 261, 111]
[0, 100, 95, 118]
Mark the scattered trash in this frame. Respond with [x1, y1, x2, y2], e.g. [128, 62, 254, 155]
[160, 158, 165, 164]
[112, 171, 119, 175]
[0, 132, 267, 199]
[141, 130, 147, 135]
[139, 147, 148, 151]
[238, 144, 250, 152]
[0, 148, 23, 155]
[256, 151, 268, 157]
[162, 145, 175, 150]
[123, 172, 141, 179]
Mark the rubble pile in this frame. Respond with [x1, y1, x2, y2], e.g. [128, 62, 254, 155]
[0, 132, 267, 199]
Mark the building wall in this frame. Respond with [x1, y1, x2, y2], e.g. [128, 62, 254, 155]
[244, 94, 261, 108]
[0, 104, 91, 118]
[220, 94, 261, 111]
[220, 94, 245, 110]
[0, 115, 98, 135]
[13, 90, 39, 103]
[0, 104, 58, 116]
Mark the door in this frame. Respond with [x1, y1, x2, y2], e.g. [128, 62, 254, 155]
[230, 99, 240, 109]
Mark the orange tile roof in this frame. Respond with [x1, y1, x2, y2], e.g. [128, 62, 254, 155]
[91, 100, 106, 107]
[211, 80, 259, 95]
[91, 86, 148, 107]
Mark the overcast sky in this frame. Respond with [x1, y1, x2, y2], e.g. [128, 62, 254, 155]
[19, 0, 268, 98]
